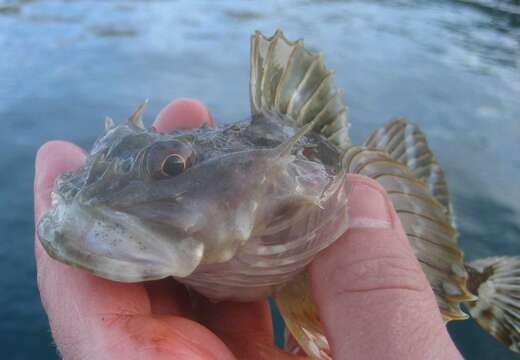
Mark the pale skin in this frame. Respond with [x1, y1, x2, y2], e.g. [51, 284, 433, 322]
[34, 98, 463, 360]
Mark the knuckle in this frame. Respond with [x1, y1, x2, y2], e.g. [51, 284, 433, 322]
[347, 173, 388, 194]
[330, 254, 428, 296]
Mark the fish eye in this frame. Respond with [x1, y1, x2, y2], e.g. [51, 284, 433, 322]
[161, 154, 186, 177]
[146, 140, 195, 179]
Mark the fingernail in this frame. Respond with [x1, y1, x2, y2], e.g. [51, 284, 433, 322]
[347, 175, 394, 229]
[154, 98, 214, 132]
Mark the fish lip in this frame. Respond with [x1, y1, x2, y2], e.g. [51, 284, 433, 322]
[37, 200, 204, 282]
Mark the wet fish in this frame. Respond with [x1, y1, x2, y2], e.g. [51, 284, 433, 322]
[37, 30, 520, 359]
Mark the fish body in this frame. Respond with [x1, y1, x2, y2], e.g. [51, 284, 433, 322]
[39, 106, 350, 301]
[37, 31, 520, 358]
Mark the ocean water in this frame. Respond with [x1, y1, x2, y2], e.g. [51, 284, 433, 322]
[1, 0, 519, 359]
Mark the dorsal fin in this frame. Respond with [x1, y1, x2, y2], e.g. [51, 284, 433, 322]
[250, 30, 350, 149]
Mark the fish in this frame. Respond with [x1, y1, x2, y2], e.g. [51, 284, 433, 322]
[37, 30, 520, 359]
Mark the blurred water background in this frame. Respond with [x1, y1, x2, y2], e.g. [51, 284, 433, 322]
[1, 0, 519, 359]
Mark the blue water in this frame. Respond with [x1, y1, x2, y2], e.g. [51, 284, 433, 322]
[1, 0, 519, 359]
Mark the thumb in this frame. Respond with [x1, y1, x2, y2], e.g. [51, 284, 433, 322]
[310, 174, 462, 360]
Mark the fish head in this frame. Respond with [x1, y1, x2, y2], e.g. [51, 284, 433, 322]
[37, 117, 342, 282]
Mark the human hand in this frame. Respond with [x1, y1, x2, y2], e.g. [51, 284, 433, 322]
[34, 99, 462, 360]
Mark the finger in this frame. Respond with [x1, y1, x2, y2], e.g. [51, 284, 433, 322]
[195, 296, 302, 359]
[153, 98, 214, 314]
[144, 278, 192, 317]
[101, 315, 236, 360]
[310, 174, 462, 360]
[148, 98, 214, 315]
[154, 98, 215, 132]
[34, 140, 86, 223]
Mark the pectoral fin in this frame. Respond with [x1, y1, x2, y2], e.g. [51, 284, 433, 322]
[343, 145, 475, 320]
[364, 118, 454, 223]
[274, 271, 332, 360]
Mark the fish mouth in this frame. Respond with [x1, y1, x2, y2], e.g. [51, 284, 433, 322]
[37, 195, 204, 282]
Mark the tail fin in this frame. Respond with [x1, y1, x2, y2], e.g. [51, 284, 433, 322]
[464, 256, 520, 352]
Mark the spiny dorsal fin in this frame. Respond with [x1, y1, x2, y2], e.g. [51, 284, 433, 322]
[344, 145, 475, 320]
[250, 30, 350, 149]
[128, 99, 148, 129]
[465, 256, 520, 353]
[364, 118, 454, 223]
[104, 116, 115, 131]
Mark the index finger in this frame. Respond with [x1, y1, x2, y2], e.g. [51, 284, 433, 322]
[154, 98, 215, 132]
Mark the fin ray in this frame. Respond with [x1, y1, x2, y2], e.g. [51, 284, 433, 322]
[274, 272, 332, 360]
[250, 31, 350, 148]
[465, 256, 520, 352]
[364, 118, 454, 223]
[344, 145, 474, 320]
